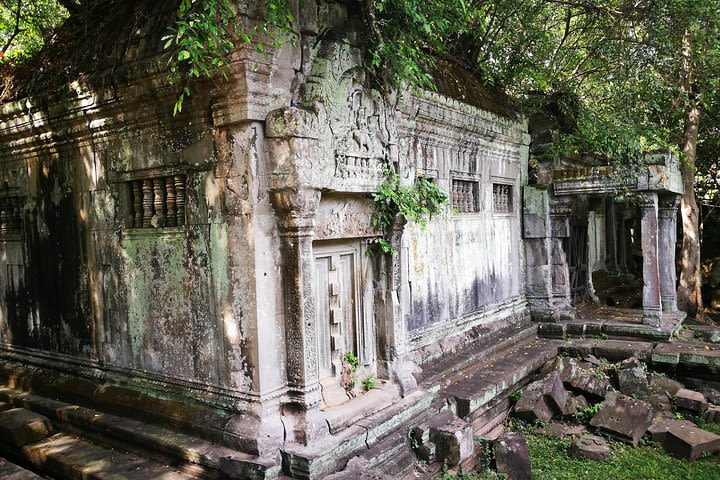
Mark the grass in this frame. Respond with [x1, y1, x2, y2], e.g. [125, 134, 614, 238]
[526, 432, 720, 480]
[698, 421, 720, 436]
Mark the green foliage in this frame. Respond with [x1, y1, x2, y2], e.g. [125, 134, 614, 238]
[509, 389, 523, 402]
[0, 0, 68, 63]
[163, 0, 235, 115]
[369, 169, 447, 254]
[361, 375, 376, 391]
[341, 351, 360, 392]
[343, 351, 359, 369]
[577, 402, 602, 423]
[164, 0, 296, 115]
[525, 430, 719, 480]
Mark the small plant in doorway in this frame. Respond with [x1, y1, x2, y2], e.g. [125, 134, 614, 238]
[362, 375, 377, 391]
[340, 351, 360, 394]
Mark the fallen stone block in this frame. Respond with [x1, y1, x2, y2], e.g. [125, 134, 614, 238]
[615, 357, 650, 398]
[555, 357, 614, 401]
[0, 408, 52, 447]
[648, 373, 684, 397]
[589, 394, 654, 446]
[562, 393, 589, 417]
[701, 388, 720, 405]
[647, 419, 697, 444]
[538, 422, 566, 440]
[0, 402, 11, 413]
[494, 433, 531, 480]
[645, 394, 674, 421]
[704, 405, 720, 424]
[569, 434, 611, 461]
[661, 423, 720, 459]
[410, 411, 473, 466]
[674, 389, 708, 413]
[514, 390, 555, 423]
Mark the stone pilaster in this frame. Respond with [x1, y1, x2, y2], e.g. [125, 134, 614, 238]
[266, 106, 327, 443]
[639, 193, 662, 326]
[616, 202, 628, 273]
[658, 195, 679, 312]
[605, 199, 619, 275]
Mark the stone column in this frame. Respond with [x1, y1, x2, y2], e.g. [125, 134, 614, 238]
[548, 196, 574, 318]
[616, 202, 628, 273]
[639, 193, 662, 326]
[605, 199, 619, 275]
[658, 195, 679, 312]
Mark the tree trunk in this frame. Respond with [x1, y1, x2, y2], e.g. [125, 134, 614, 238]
[677, 103, 705, 319]
[676, 31, 706, 320]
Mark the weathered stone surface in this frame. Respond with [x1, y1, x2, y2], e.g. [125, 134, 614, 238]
[569, 434, 611, 461]
[705, 405, 720, 424]
[645, 393, 674, 421]
[647, 419, 697, 444]
[674, 389, 708, 413]
[652, 421, 720, 459]
[648, 373, 684, 397]
[494, 433, 531, 480]
[615, 357, 649, 398]
[410, 411, 473, 466]
[324, 458, 394, 480]
[589, 394, 654, 446]
[0, 457, 45, 480]
[701, 388, 720, 405]
[555, 357, 614, 400]
[0, 408, 52, 447]
[0, 401, 11, 412]
[514, 390, 555, 423]
[562, 393, 589, 417]
[538, 422, 566, 439]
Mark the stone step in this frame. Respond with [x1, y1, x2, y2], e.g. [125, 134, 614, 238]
[281, 389, 433, 480]
[559, 339, 654, 361]
[0, 408, 53, 448]
[539, 320, 676, 342]
[438, 338, 560, 425]
[418, 322, 537, 387]
[0, 456, 45, 480]
[19, 433, 197, 480]
[651, 341, 720, 374]
[0, 387, 280, 480]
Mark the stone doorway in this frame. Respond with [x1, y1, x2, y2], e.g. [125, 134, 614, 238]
[312, 240, 374, 405]
[565, 223, 589, 305]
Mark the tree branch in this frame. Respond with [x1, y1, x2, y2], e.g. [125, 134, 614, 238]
[1, 0, 23, 55]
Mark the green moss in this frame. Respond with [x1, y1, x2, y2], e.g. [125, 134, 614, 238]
[525, 433, 719, 480]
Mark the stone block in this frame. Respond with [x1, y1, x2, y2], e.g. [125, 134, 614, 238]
[701, 388, 720, 405]
[615, 358, 650, 398]
[569, 434, 612, 461]
[648, 373, 684, 397]
[556, 357, 614, 401]
[647, 419, 697, 444]
[0, 401, 11, 412]
[0, 408, 52, 447]
[410, 411, 473, 466]
[494, 433, 531, 480]
[674, 389, 708, 413]
[704, 405, 720, 424]
[645, 394, 674, 421]
[562, 393, 589, 417]
[661, 423, 720, 459]
[589, 394, 654, 446]
[514, 373, 567, 424]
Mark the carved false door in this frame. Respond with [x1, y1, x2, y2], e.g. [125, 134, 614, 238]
[313, 241, 370, 405]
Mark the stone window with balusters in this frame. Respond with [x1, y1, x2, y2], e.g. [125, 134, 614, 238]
[0, 196, 22, 235]
[493, 183, 513, 213]
[451, 179, 480, 213]
[125, 174, 186, 229]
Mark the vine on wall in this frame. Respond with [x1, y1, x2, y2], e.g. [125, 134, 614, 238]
[369, 169, 447, 254]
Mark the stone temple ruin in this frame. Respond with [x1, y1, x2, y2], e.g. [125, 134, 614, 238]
[0, 2, 715, 479]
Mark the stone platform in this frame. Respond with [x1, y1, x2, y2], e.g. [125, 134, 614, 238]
[538, 304, 686, 342]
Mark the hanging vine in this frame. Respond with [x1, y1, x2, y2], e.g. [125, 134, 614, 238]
[369, 169, 447, 254]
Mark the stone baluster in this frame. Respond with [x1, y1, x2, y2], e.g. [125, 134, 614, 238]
[0, 198, 8, 234]
[165, 177, 177, 227]
[132, 181, 143, 228]
[153, 178, 166, 228]
[174, 175, 185, 226]
[142, 179, 153, 228]
[9, 197, 19, 233]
